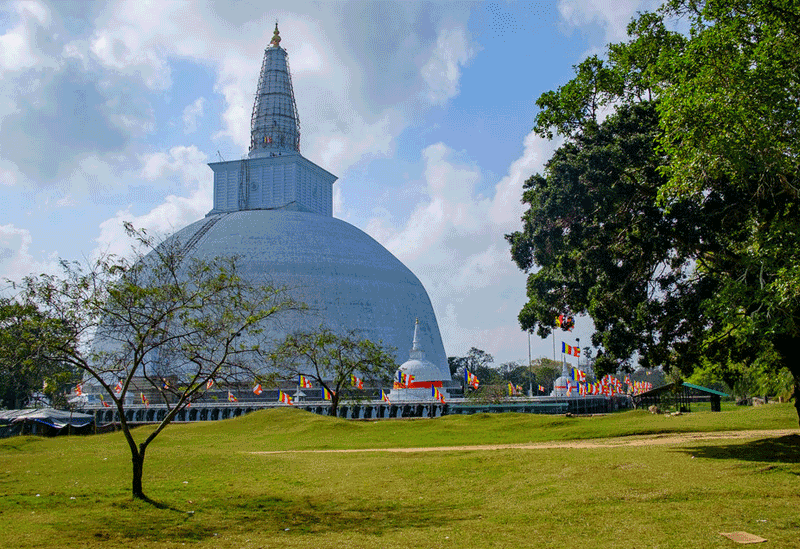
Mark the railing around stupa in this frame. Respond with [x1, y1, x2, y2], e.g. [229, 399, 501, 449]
[80, 395, 630, 425]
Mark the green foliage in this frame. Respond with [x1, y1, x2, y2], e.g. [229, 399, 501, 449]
[270, 327, 396, 416]
[530, 358, 560, 392]
[449, 347, 498, 386]
[0, 297, 77, 409]
[499, 361, 529, 386]
[508, 0, 800, 422]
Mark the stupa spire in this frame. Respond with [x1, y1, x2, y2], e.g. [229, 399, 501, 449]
[409, 318, 425, 360]
[249, 23, 300, 157]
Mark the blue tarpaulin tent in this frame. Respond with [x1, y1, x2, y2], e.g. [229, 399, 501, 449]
[0, 408, 95, 437]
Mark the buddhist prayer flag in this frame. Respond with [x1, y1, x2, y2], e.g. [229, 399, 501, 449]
[75, 384, 83, 396]
[228, 391, 238, 402]
[298, 375, 313, 388]
[140, 393, 149, 407]
[561, 342, 580, 357]
[432, 386, 446, 404]
[465, 370, 480, 389]
[396, 371, 414, 386]
[322, 387, 333, 400]
[570, 368, 586, 382]
[100, 395, 111, 407]
[206, 379, 214, 390]
[350, 375, 364, 389]
[538, 384, 545, 392]
[555, 314, 574, 331]
[253, 383, 263, 395]
[279, 391, 293, 405]
[114, 381, 123, 395]
[380, 389, 391, 403]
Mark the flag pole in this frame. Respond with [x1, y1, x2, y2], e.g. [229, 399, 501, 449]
[527, 330, 532, 397]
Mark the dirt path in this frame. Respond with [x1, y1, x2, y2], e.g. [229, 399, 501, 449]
[249, 428, 797, 455]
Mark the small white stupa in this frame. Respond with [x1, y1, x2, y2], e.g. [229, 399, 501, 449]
[388, 319, 449, 402]
[551, 361, 578, 397]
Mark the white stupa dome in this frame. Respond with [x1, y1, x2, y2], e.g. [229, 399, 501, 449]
[163, 209, 449, 377]
[389, 319, 449, 402]
[93, 26, 450, 381]
[398, 358, 441, 382]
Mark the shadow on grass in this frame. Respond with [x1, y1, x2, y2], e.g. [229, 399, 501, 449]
[136, 494, 186, 512]
[78, 494, 468, 543]
[678, 434, 800, 464]
[0, 436, 46, 452]
[236, 495, 465, 536]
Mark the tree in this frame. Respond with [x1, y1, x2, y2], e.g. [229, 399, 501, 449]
[499, 361, 529, 387]
[15, 223, 301, 500]
[530, 358, 560, 394]
[270, 327, 396, 417]
[507, 0, 800, 423]
[0, 298, 77, 409]
[449, 347, 500, 386]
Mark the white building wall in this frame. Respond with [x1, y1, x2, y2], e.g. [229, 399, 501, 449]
[208, 156, 335, 216]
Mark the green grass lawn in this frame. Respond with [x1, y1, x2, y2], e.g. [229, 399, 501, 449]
[1, 404, 798, 548]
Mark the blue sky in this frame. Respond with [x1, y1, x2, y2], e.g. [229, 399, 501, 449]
[0, 0, 660, 366]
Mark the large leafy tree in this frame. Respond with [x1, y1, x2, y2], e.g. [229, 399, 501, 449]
[0, 297, 77, 409]
[16, 224, 301, 500]
[507, 0, 800, 422]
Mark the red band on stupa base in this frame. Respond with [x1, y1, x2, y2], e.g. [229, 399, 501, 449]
[392, 380, 443, 390]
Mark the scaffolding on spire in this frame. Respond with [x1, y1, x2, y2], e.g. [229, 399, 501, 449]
[249, 23, 300, 157]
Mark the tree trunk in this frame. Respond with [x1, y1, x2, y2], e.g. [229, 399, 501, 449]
[330, 393, 339, 417]
[794, 373, 800, 428]
[132, 451, 145, 499]
[775, 336, 800, 427]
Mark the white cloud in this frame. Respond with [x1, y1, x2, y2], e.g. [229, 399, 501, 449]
[0, 158, 23, 187]
[0, 224, 59, 283]
[94, 189, 210, 262]
[557, 0, 661, 43]
[309, 111, 400, 177]
[488, 131, 563, 229]
[420, 26, 476, 105]
[365, 132, 559, 360]
[87, 0, 196, 91]
[95, 145, 212, 260]
[0, 1, 52, 74]
[140, 145, 208, 185]
[182, 97, 206, 134]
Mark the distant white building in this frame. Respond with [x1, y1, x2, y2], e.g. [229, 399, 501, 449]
[389, 319, 450, 402]
[552, 361, 579, 397]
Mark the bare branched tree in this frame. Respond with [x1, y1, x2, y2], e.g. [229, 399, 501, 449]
[15, 223, 303, 501]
